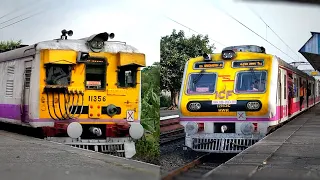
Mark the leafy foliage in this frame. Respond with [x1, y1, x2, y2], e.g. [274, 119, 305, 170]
[160, 29, 215, 108]
[0, 40, 22, 52]
[141, 62, 160, 98]
[160, 94, 170, 107]
[134, 62, 160, 164]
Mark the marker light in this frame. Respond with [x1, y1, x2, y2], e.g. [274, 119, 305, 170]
[221, 125, 228, 133]
[221, 50, 236, 60]
[241, 123, 254, 135]
[185, 122, 199, 135]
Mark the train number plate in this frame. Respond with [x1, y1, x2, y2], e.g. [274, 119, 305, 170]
[88, 96, 106, 102]
[212, 100, 237, 105]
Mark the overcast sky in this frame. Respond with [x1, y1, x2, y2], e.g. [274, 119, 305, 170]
[0, 0, 319, 69]
[0, 0, 161, 66]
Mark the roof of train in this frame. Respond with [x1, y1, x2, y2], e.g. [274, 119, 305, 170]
[277, 57, 314, 80]
[0, 38, 140, 62]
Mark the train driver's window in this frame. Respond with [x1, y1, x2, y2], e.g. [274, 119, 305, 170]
[186, 73, 216, 94]
[117, 66, 137, 88]
[235, 71, 267, 93]
[85, 63, 106, 89]
[45, 64, 72, 86]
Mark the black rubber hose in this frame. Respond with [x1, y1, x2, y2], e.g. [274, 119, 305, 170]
[69, 92, 75, 117]
[63, 91, 71, 119]
[57, 89, 67, 120]
[52, 91, 62, 120]
[73, 93, 84, 119]
[69, 92, 79, 119]
[46, 91, 58, 121]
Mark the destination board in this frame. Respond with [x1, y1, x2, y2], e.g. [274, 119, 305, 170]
[232, 60, 264, 68]
[86, 59, 104, 63]
[194, 62, 224, 69]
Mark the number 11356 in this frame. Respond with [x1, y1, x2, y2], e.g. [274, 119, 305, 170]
[88, 96, 106, 102]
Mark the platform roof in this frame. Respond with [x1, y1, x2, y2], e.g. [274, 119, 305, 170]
[299, 32, 320, 72]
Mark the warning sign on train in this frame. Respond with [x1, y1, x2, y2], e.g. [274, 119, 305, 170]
[127, 110, 134, 122]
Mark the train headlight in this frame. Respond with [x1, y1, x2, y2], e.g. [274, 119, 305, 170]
[86, 32, 115, 52]
[221, 50, 236, 60]
[185, 122, 199, 135]
[246, 101, 260, 110]
[241, 123, 254, 135]
[188, 102, 201, 111]
[203, 53, 212, 61]
[221, 125, 228, 133]
[89, 39, 104, 50]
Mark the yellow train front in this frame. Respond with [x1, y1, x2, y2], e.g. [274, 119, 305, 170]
[178, 45, 274, 153]
[34, 32, 145, 158]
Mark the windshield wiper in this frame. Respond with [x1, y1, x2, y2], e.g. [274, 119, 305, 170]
[249, 68, 258, 82]
[193, 69, 206, 84]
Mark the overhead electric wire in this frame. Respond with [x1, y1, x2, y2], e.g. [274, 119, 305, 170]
[0, 0, 54, 31]
[164, 15, 226, 47]
[247, 6, 302, 63]
[0, 0, 41, 21]
[0, 9, 36, 26]
[214, 5, 298, 63]
[0, 11, 45, 30]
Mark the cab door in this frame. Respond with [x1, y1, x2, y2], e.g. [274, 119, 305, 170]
[277, 70, 282, 121]
[280, 68, 288, 121]
[21, 61, 32, 122]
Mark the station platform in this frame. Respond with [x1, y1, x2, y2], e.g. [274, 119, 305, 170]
[160, 109, 179, 118]
[0, 130, 159, 180]
[204, 104, 320, 180]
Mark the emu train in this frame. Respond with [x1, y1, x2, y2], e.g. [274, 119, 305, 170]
[0, 30, 146, 158]
[178, 45, 320, 153]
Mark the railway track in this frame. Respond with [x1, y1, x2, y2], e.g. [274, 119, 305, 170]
[161, 153, 236, 180]
[161, 153, 234, 180]
[160, 115, 185, 144]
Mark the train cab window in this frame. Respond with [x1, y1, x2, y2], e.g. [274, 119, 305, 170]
[235, 71, 267, 93]
[85, 63, 106, 89]
[45, 64, 71, 86]
[118, 66, 137, 88]
[186, 73, 217, 94]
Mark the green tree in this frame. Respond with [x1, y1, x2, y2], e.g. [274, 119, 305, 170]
[0, 40, 22, 52]
[141, 62, 160, 98]
[140, 62, 160, 136]
[160, 29, 215, 109]
[135, 62, 160, 164]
